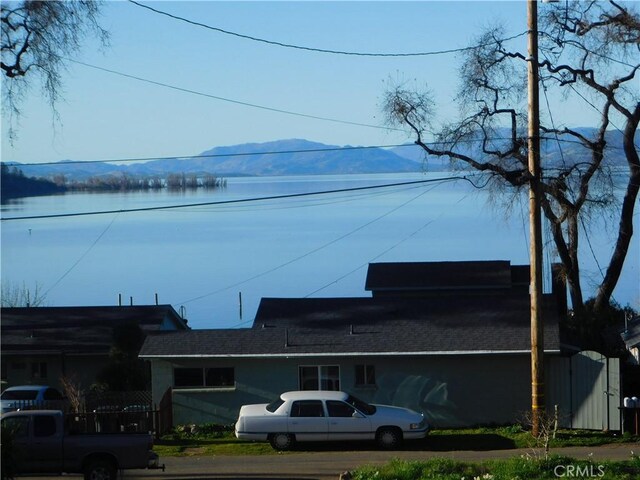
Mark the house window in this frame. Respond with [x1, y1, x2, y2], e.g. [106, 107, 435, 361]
[355, 364, 376, 387]
[31, 362, 47, 380]
[299, 365, 340, 391]
[205, 368, 234, 387]
[174, 367, 235, 388]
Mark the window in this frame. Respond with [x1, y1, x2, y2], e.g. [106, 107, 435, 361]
[355, 364, 376, 387]
[31, 362, 47, 379]
[290, 400, 325, 417]
[205, 368, 234, 387]
[1, 416, 29, 438]
[34, 415, 56, 437]
[326, 400, 357, 417]
[299, 365, 340, 391]
[43, 388, 63, 401]
[174, 367, 235, 388]
[174, 368, 203, 387]
[266, 398, 285, 413]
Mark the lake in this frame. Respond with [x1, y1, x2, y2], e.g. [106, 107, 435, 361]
[2, 172, 638, 329]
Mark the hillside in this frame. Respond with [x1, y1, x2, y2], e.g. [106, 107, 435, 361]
[9, 130, 635, 181]
[15, 139, 421, 180]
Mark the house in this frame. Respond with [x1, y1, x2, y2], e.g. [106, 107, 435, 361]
[621, 315, 640, 365]
[1, 305, 189, 392]
[140, 260, 590, 428]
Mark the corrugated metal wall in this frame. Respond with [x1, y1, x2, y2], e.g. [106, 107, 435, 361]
[548, 350, 620, 430]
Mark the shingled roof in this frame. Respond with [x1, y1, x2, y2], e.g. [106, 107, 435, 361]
[139, 294, 563, 358]
[365, 261, 526, 293]
[2, 305, 188, 355]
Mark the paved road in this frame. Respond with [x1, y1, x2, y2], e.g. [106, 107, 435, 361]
[21, 443, 640, 480]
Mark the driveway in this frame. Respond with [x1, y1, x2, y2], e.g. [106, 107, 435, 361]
[21, 443, 638, 480]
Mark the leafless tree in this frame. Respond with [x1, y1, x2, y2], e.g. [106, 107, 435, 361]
[1, 0, 109, 142]
[1, 281, 47, 307]
[60, 375, 83, 413]
[384, 1, 639, 319]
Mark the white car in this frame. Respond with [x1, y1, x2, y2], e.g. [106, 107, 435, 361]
[235, 390, 429, 450]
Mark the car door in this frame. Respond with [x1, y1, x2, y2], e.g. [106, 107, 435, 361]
[1, 415, 31, 473]
[287, 400, 328, 441]
[326, 400, 372, 441]
[28, 414, 64, 472]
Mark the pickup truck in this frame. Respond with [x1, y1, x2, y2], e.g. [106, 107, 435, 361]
[1, 410, 163, 480]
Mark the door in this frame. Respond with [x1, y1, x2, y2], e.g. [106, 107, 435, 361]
[1, 415, 31, 473]
[326, 400, 372, 441]
[287, 400, 328, 441]
[28, 414, 64, 472]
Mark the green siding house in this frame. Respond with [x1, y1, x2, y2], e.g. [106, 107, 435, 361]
[140, 261, 576, 428]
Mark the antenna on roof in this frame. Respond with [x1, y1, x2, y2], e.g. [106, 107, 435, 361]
[118, 294, 122, 306]
[155, 293, 159, 305]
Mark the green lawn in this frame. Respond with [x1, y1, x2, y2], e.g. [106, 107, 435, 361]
[153, 426, 639, 457]
[351, 456, 640, 480]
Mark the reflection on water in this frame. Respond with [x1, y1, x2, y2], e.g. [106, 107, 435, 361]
[1, 173, 638, 329]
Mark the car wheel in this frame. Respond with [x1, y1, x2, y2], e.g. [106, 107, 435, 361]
[84, 458, 117, 480]
[376, 427, 402, 449]
[269, 433, 294, 451]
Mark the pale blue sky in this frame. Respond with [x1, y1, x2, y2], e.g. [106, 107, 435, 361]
[2, 1, 602, 164]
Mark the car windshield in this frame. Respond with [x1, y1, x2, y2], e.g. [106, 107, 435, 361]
[266, 398, 285, 413]
[345, 395, 376, 415]
[1, 390, 39, 401]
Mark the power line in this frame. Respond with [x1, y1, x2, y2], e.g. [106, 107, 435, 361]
[68, 58, 401, 133]
[182, 182, 445, 309]
[128, 0, 527, 58]
[1, 175, 471, 222]
[13, 143, 413, 167]
[43, 213, 119, 296]
[10, 134, 621, 168]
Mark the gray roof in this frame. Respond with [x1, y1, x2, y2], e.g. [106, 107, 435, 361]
[365, 260, 526, 292]
[139, 295, 562, 358]
[1, 305, 188, 355]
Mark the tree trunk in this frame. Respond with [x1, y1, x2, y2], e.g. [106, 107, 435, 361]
[593, 103, 640, 312]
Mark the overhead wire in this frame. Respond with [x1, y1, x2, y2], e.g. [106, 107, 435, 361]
[67, 58, 402, 133]
[42, 213, 119, 296]
[1, 176, 470, 221]
[177, 177, 463, 307]
[11, 134, 624, 168]
[128, 0, 527, 58]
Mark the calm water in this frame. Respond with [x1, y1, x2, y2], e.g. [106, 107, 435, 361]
[2, 173, 638, 329]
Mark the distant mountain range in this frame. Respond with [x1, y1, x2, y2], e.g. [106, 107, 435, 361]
[7, 130, 634, 180]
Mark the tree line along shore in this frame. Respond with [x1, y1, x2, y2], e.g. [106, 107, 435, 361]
[1, 165, 226, 201]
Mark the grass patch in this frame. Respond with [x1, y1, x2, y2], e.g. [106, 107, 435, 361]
[152, 424, 639, 457]
[154, 431, 275, 456]
[352, 456, 640, 480]
[427, 426, 637, 450]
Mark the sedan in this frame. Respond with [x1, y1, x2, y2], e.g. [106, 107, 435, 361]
[235, 390, 429, 450]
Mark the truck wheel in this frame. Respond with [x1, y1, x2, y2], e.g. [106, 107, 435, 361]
[84, 459, 117, 480]
[376, 427, 402, 449]
[269, 433, 294, 451]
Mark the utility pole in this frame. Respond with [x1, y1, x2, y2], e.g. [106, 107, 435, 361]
[527, 0, 545, 437]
